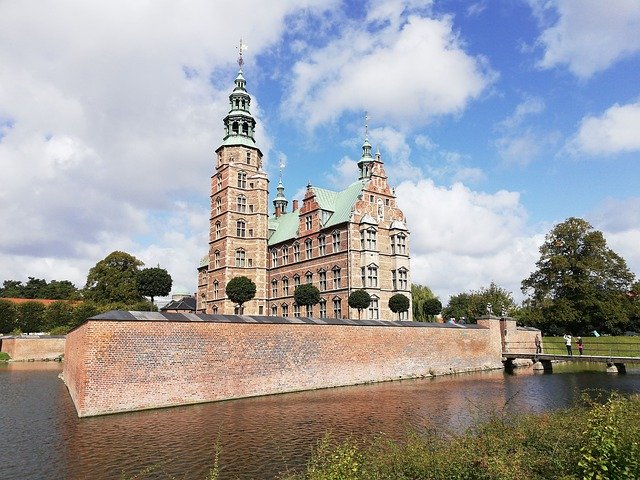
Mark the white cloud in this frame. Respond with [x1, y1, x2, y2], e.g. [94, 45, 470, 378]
[566, 102, 640, 156]
[498, 97, 545, 130]
[0, 0, 339, 292]
[285, 12, 496, 129]
[395, 179, 541, 301]
[530, 0, 640, 78]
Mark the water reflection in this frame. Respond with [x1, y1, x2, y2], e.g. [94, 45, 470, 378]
[1, 363, 639, 480]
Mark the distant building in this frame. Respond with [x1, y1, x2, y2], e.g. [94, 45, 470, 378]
[161, 296, 196, 314]
[197, 62, 412, 320]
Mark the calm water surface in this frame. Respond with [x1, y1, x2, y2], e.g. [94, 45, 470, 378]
[1, 362, 639, 479]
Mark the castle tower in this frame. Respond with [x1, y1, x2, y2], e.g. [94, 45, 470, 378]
[203, 42, 269, 314]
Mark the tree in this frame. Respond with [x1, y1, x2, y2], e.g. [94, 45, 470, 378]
[443, 283, 516, 323]
[16, 301, 46, 333]
[348, 290, 371, 320]
[84, 251, 144, 304]
[422, 297, 442, 321]
[294, 284, 320, 316]
[44, 280, 80, 300]
[0, 300, 17, 334]
[521, 217, 636, 335]
[137, 267, 173, 309]
[411, 284, 435, 321]
[225, 276, 256, 314]
[70, 302, 101, 329]
[388, 293, 410, 320]
[44, 301, 74, 331]
[0, 280, 25, 298]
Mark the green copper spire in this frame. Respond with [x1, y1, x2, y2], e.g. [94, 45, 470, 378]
[357, 112, 374, 180]
[220, 39, 257, 148]
[273, 159, 288, 213]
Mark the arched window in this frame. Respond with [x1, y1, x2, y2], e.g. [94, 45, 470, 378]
[271, 249, 278, 268]
[237, 171, 247, 188]
[237, 195, 247, 212]
[281, 303, 289, 317]
[293, 242, 300, 262]
[236, 220, 246, 237]
[293, 274, 300, 287]
[217, 174, 222, 190]
[214, 250, 220, 268]
[215, 221, 221, 239]
[361, 264, 378, 287]
[235, 249, 245, 267]
[213, 280, 219, 299]
[332, 266, 341, 289]
[215, 197, 222, 215]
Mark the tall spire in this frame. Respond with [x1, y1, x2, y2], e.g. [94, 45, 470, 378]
[220, 39, 257, 148]
[273, 157, 288, 214]
[358, 111, 373, 180]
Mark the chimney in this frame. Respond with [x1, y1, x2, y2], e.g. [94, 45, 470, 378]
[293, 199, 299, 211]
[275, 205, 281, 218]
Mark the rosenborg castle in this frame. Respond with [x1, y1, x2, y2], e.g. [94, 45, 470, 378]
[196, 64, 412, 320]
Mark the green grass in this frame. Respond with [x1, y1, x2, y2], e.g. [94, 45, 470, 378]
[542, 336, 640, 357]
[0, 352, 10, 362]
[283, 393, 640, 480]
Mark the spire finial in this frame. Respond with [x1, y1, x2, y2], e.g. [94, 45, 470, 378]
[279, 157, 285, 183]
[237, 38, 248, 69]
[365, 111, 369, 139]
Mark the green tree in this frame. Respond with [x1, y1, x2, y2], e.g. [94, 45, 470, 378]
[225, 276, 256, 314]
[0, 280, 25, 298]
[411, 284, 435, 321]
[23, 277, 48, 298]
[16, 301, 47, 333]
[0, 300, 17, 334]
[84, 251, 144, 304]
[44, 280, 80, 300]
[422, 297, 442, 321]
[443, 283, 516, 323]
[44, 301, 74, 331]
[348, 290, 371, 320]
[137, 267, 173, 309]
[70, 302, 101, 329]
[521, 217, 636, 335]
[388, 293, 410, 320]
[294, 284, 321, 316]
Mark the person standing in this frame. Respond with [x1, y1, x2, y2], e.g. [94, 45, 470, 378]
[577, 336, 583, 356]
[563, 333, 573, 356]
[535, 334, 542, 354]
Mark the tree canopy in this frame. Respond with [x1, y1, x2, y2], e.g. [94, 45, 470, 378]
[521, 217, 636, 335]
[0, 277, 80, 300]
[388, 293, 410, 320]
[422, 297, 442, 321]
[294, 284, 321, 308]
[137, 267, 173, 308]
[83, 251, 145, 304]
[443, 282, 516, 323]
[411, 284, 435, 321]
[225, 276, 256, 313]
[348, 290, 371, 320]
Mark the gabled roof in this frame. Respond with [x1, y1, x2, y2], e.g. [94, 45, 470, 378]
[160, 296, 196, 312]
[268, 180, 364, 246]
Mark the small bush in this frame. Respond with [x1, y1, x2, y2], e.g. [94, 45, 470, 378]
[0, 352, 11, 362]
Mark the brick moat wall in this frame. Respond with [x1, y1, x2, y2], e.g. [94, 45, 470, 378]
[64, 316, 505, 417]
[1, 336, 66, 361]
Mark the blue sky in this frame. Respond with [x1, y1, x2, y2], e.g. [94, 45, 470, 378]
[1, 0, 639, 303]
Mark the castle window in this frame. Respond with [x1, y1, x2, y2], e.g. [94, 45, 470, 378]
[282, 246, 289, 265]
[282, 303, 289, 317]
[236, 220, 246, 237]
[333, 297, 342, 318]
[319, 299, 327, 319]
[305, 304, 312, 317]
[217, 174, 222, 190]
[271, 279, 278, 297]
[369, 194, 374, 202]
[235, 249, 245, 267]
[332, 231, 340, 252]
[294, 303, 300, 317]
[398, 268, 408, 290]
[293, 274, 300, 287]
[362, 228, 377, 250]
[318, 235, 326, 256]
[248, 228, 253, 237]
[214, 250, 220, 268]
[282, 277, 289, 295]
[363, 264, 378, 287]
[242, 123, 248, 135]
[216, 197, 222, 215]
[392, 269, 397, 290]
[237, 195, 247, 212]
[305, 215, 312, 230]
[215, 221, 221, 239]
[213, 280, 219, 299]
[369, 296, 379, 320]
[319, 270, 327, 291]
[293, 243, 300, 262]
[305, 272, 313, 284]
[249, 205, 254, 213]
[246, 152, 251, 164]
[271, 249, 278, 268]
[232, 121, 239, 134]
[271, 304, 277, 316]
[305, 239, 312, 259]
[237, 171, 247, 188]
[332, 266, 341, 289]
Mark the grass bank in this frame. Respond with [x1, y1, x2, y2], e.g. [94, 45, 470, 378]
[543, 336, 640, 357]
[282, 393, 640, 480]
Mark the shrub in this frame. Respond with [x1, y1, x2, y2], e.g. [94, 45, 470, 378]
[17, 301, 47, 333]
[0, 299, 17, 334]
[0, 352, 11, 362]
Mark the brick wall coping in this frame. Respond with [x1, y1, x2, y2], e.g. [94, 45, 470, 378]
[84, 310, 488, 330]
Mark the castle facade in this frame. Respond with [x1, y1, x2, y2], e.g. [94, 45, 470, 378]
[197, 67, 412, 320]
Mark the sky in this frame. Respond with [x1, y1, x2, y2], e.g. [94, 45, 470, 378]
[1, 0, 639, 304]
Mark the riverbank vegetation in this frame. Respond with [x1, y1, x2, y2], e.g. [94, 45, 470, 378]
[283, 393, 640, 480]
[543, 336, 640, 357]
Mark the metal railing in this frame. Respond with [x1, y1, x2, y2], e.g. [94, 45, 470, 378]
[504, 338, 640, 357]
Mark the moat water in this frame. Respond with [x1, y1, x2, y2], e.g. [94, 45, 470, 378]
[1, 362, 640, 480]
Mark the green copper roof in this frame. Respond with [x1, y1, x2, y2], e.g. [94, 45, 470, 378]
[219, 135, 257, 149]
[268, 180, 364, 246]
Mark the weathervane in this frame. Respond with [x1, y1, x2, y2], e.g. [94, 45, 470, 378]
[237, 38, 248, 69]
